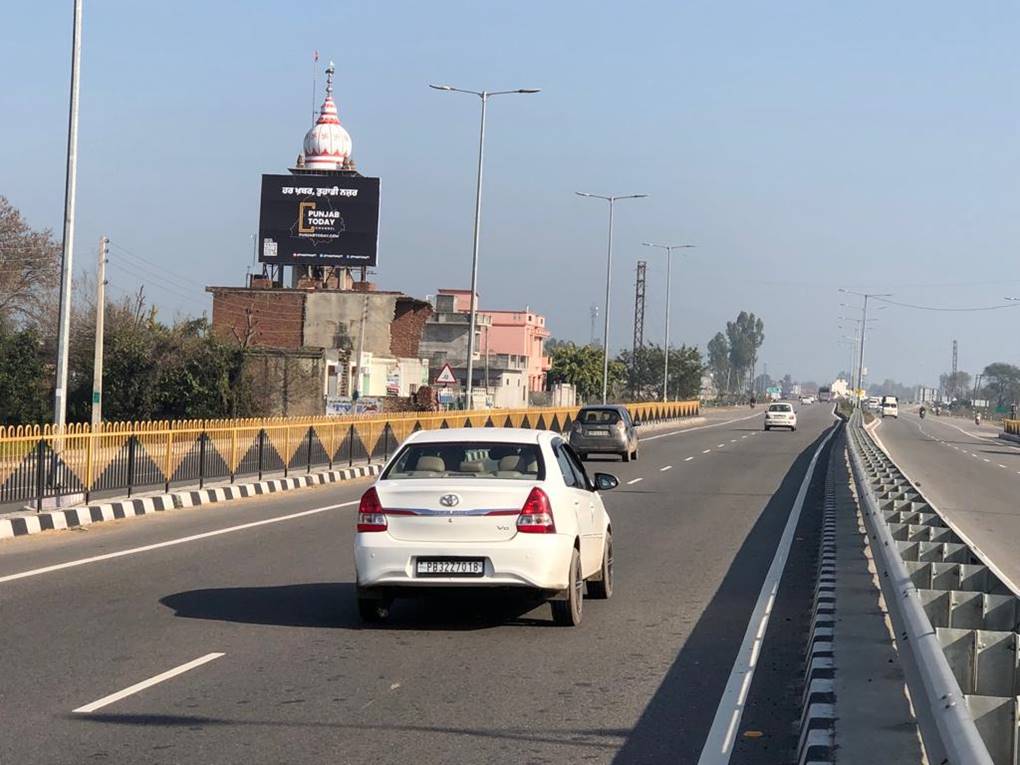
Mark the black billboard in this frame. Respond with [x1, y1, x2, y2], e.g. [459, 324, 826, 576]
[258, 174, 380, 267]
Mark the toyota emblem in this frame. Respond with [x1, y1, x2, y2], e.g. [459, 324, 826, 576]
[439, 494, 460, 507]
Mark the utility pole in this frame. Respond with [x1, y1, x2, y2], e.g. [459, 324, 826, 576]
[91, 236, 108, 430]
[54, 0, 84, 430]
[839, 289, 891, 405]
[351, 291, 369, 405]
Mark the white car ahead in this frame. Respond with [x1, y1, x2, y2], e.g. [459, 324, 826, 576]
[764, 402, 798, 431]
[354, 428, 617, 626]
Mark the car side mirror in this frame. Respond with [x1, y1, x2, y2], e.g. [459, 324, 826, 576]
[593, 473, 619, 492]
[632, 419, 641, 427]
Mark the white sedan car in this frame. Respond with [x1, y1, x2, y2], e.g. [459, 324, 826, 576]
[764, 402, 798, 431]
[354, 428, 617, 626]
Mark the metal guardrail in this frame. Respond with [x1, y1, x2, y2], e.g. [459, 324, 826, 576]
[1004, 419, 1020, 437]
[0, 401, 700, 509]
[847, 411, 1017, 765]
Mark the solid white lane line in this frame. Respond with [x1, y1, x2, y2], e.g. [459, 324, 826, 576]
[73, 653, 225, 713]
[698, 423, 838, 765]
[684, 457, 694, 462]
[627, 478, 644, 485]
[660, 466, 672, 472]
[0, 501, 358, 585]
[703, 449, 712, 454]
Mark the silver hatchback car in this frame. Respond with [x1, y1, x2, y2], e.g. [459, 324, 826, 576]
[569, 405, 640, 462]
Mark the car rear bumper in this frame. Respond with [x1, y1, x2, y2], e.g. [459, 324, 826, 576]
[568, 432, 629, 453]
[355, 532, 576, 591]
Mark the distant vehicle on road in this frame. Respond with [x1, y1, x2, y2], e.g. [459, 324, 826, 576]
[800, 395, 814, 405]
[764, 402, 798, 431]
[354, 428, 617, 626]
[568, 405, 640, 462]
[818, 387, 832, 402]
[867, 397, 882, 411]
[881, 397, 898, 418]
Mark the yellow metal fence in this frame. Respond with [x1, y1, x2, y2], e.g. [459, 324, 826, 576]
[0, 401, 699, 509]
[1004, 419, 1019, 436]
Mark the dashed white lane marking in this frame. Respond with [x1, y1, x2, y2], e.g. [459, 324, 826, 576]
[730, 439, 738, 443]
[660, 465, 672, 472]
[641, 411, 764, 441]
[999, 464, 1008, 469]
[627, 477, 644, 485]
[702, 449, 712, 454]
[698, 423, 838, 764]
[0, 501, 358, 584]
[984, 458, 991, 463]
[684, 457, 694, 462]
[717, 443, 726, 448]
[73, 653, 225, 713]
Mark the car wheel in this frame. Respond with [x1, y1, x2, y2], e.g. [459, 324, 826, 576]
[621, 450, 632, 462]
[588, 534, 613, 600]
[764, 425, 770, 431]
[632, 447, 639, 462]
[551, 548, 583, 627]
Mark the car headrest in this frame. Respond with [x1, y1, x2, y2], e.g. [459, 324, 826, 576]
[498, 455, 523, 471]
[415, 456, 445, 472]
[459, 461, 486, 473]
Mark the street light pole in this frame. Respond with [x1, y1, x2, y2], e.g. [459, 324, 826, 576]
[577, 193, 648, 403]
[430, 84, 540, 409]
[839, 289, 891, 404]
[643, 242, 694, 401]
[54, 0, 84, 430]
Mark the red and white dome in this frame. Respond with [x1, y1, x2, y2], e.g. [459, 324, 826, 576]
[302, 63, 352, 170]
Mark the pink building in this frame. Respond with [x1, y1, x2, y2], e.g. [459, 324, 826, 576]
[435, 289, 551, 392]
[483, 309, 551, 391]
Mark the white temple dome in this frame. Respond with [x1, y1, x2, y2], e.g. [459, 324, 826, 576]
[302, 63, 352, 170]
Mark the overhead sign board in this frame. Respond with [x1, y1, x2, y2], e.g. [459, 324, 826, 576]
[435, 364, 457, 385]
[258, 174, 380, 267]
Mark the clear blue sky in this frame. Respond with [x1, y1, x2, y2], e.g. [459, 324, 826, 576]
[5, 1, 1020, 386]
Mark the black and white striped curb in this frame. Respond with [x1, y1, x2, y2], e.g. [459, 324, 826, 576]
[796, 436, 838, 765]
[0, 464, 382, 541]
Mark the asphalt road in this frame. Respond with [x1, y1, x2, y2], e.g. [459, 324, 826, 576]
[0, 405, 837, 765]
[873, 410, 1020, 591]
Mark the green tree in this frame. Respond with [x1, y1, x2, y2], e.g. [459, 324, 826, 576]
[547, 342, 626, 402]
[981, 363, 1020, 408]
[0, 323, 50, 425]
[725, 311, 765, 394]
[618, 344, 703, 400]
[706, 332, 730, 394]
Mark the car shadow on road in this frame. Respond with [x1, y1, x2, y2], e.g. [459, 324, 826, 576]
[160, 583, 556, 631]
[612, 425, 836, 764]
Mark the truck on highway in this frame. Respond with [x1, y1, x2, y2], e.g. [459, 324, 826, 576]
[818, 386, 832, 402]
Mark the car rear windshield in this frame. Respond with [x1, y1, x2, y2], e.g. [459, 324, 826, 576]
[769, 404, 793, 412]
[579, 408, 622, 425]
[383, 442, 545, 480]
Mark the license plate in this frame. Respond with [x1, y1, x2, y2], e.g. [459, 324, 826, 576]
[587, 428, 610, 436]
[416, 558, 485, 577]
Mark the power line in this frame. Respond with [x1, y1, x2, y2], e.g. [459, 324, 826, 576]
[873, 296, 1020, 312]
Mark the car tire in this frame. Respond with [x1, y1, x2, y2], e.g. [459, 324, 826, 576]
[621, 450, 632, 463]
[791, 426, 797, 432]
[357, 597, 390, 624]
[588, 534, 614, 600]
[551, 548, 584, 627]
[764, 425, 770, 431]
[632, 447, 639, 462]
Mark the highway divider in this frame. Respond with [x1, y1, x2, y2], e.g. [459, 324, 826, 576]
[847, 411, 1014, 765]
[0, 401, 698, 513]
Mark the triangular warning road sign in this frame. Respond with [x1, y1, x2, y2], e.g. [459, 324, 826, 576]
[435, 364, 458, 385]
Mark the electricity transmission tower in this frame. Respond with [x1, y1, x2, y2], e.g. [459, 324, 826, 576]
[631, 260, 647, 394]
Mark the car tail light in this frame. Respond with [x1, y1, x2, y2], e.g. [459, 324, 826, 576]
[357, 487, 387, 532]
[517, 487, 556, 533]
